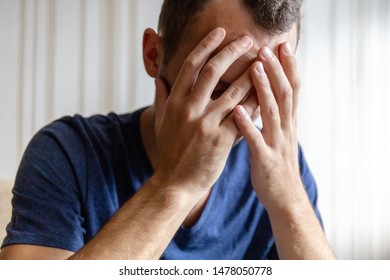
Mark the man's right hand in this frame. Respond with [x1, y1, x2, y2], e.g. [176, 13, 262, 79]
[151, 27, 257, 200]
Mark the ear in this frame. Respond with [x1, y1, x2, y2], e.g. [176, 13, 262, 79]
[143, 28, 163, 78]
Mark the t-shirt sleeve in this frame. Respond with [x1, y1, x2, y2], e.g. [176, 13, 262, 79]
[1, 122, 86, 252]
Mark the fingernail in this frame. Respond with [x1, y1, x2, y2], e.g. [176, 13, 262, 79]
[255, 62, 265, 74]
[283, 42, 293, 56]
[238, 36, 252, 47]
[210, 28, 224, 39]
[236, 106, 248, 118]
[261, 47, 273, 60]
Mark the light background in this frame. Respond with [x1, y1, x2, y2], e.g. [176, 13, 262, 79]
[0, 0, 389, 259]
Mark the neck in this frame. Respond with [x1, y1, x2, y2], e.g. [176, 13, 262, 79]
[140, 106, 159, 169]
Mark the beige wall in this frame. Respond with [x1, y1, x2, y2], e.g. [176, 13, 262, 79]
[1, 0, 390, 259]
[0, 181, 12, 243]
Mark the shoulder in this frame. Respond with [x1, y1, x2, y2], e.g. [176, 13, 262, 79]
[3, 110, 145, 252]
[43, 111, 138, 142]
[30, 109, 145, 154]
[15, 109, 145, 197]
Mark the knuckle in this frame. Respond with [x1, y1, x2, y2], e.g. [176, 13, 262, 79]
[253, 132, 263, 151]
[202, 62, 219, 78]
[224, 44, 236, 57]
[182, 57, 197, 73]
[268, 103, 280, 119]
[196, 119, 211, 138]
[283, 87, 293, 102]
[181, 106, 195, 122]
[199, 38, 214, 52]
[291, 77, 301, 92]
[270, 61, 283, 74]
[212, 133, 223, 147]
[225, 85, 241, 101]
[257, 82, 270, 95]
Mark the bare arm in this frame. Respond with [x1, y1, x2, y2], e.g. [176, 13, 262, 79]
[267, 190, 335, 259]
[234, 43, 335, 259]
[0, 180, 197, 260]
[0, 180, 203, 260]
[70, 179, 200, 259]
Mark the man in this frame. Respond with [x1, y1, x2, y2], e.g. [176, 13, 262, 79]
[0, 0, 335, 259]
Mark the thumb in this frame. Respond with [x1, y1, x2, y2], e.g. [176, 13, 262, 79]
[234, 105, 266, 154]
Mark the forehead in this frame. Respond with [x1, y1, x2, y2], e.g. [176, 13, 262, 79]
[166, 0, 297, 84]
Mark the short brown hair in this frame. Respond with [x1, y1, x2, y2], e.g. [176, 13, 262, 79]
[158, 0, 303, 62]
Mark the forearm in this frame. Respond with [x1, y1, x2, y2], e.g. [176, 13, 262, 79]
[266, 185, 336, 260]
[69, 178, 199, 260]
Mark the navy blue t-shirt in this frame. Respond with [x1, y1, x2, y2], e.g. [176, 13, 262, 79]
[2, 108, 321, 259]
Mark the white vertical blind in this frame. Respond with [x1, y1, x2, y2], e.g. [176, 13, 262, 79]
[0, 0, 389, 259]
[0, 0, 19, 179]
[298, 0, 390, 259]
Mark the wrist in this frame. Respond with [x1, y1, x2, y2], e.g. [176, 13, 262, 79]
[260, 179, 310, 214]
[147, 173, 205, 209]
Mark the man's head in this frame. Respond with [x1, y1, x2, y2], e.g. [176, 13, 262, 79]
[158, 0, 303, 64]
[143, 0, 303, 91]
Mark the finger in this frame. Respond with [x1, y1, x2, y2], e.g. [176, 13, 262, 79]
[219, 88, 258, 141]
[155, 78, 169, 126]
[279, 42, 300, 124]
[171, 27, 226, 98]
[239, 89, 258, 118]
[240, 90, 261, 134]
[259, 47, 293, 128]
[233, 105, 266, 154]
[191, 35, 253, 106]
[209, 67, 253, 120]
[251, 61, 281, 140]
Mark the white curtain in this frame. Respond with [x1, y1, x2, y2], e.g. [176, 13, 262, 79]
[298, 0, 390, 259]
[0, 0, 389, 259]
